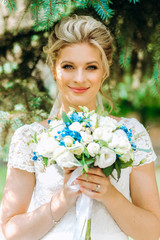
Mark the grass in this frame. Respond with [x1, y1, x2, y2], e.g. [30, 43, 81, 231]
[0, 164, 160, 202]
[0, 164, 7, 201]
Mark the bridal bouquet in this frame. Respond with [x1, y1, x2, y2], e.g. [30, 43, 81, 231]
[30, 106, 143, 240]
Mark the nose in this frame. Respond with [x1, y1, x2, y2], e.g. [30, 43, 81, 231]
[74, 68, 86, 83]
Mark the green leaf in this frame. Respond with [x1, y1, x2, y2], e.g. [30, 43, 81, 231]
[118, 158, 133, 168]
[102, 164, 114, 177]
[115, 161, 121, 180]
[34, 132, 38, 144]
[102, 111, 109, 117]
[85, 158, 95, 165]
[84, 146, 90, 158]
[84, 164, 89, 172]
[96, 140, 108, 148]
[62, 111, 72, 124]
[43, 157, 48, 166]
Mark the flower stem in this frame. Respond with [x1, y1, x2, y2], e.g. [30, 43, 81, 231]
[85, 219, 91, 240]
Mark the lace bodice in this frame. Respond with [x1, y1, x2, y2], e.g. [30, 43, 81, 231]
[8, 118, 157, 240]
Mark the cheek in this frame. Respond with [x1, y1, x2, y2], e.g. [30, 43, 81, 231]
[56, 72, 69, 88]
[91, 73, 103, 87]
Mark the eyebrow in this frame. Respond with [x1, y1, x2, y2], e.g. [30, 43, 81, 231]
[60, 61, 100, 65]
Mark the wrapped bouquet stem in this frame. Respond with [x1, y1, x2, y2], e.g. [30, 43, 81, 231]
[67, 166, 93, 240]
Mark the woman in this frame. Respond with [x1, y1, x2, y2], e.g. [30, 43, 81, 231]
[0, 15, 160, 240]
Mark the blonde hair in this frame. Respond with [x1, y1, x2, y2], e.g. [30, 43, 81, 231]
[43, 14, 113, 111]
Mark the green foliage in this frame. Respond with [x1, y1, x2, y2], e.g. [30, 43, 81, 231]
[62, 111, 72, 125]
[91, 0, 114, 20]
[102, 164, 114, 177]
[3, 0, 17, 13]
[0, 164, 7, 201]
[128, 0, 140, 3]
[0, 111, 23, 162]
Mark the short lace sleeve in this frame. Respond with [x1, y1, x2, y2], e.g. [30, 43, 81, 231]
[121, 118, 157, 166]
[8, 124, 36, 172]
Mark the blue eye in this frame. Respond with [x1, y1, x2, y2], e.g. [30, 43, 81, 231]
[87, 65, 98, 70]
[62, 64, 73, 69]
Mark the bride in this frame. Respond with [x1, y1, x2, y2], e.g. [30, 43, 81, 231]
[0, 15, 160, 240]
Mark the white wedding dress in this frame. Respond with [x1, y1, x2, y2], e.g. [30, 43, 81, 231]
[8, 117, 156, 240]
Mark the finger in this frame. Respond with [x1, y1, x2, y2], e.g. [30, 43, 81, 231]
[87, 167, 105, 177]
[77, 173, 104, 184]
[79, 185, 100, 200]
[64, 167, 77, 174]
[76, 179, 101, 192]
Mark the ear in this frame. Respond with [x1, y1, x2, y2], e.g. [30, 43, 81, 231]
[51, 67, 57, 80]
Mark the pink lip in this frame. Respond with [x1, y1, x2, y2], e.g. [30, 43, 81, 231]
[69, 87, 89, 93]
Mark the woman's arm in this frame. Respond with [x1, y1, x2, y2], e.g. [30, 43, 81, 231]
[0, 166, 80, 240]
[77, 163, 160, 240]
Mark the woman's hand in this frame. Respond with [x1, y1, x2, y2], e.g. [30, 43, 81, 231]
[62, 167, 81, 209]
[76, 167, 115, 204]
[51, 167, 81, 221]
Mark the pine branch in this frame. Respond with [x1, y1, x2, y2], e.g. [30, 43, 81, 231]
[97, 0, 109, 16]
[3, 0, 17, 13]
[71, 0, 86, 7]
[91, 0, 113, 20]
[14, 0, 33, 35]
[49, 0, 53, 16]
[128, 0, 140, 4]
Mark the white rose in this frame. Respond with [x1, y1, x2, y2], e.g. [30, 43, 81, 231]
[94, 147, 116, 168]
[68, 141, 84, 155]
[49, 119, 62, 128]
[69, 122, 82, 132]
[49, 123, 64, 137]
[90, 113, 98, 127]
[87, 142, 100, 157]
[55, 149, 80, 168]
[80, 131, 93, 144]
[36, 134, 59, 156]
[64, 136, 74, 147]
[108, 129, 131, 154]
[99, 116, 118, 131]
[53, 146, 66, 159]
[93, 127, 113, 142]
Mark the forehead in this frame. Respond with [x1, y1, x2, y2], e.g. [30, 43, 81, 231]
[57, 42, 102, 64]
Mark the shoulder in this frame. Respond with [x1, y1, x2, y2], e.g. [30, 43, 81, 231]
[121, 117, 157, 165]
[8, 123, 45, 170]
[120, 117, 149, 135]
[13, 122, 45, 140]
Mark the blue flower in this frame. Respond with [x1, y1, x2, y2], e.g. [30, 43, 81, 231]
[120, 125, 133, 142]
[131, 142, 137, 151]
[70, 112, 83, 122]
[116, 154, 121, 160]
[66, 122, 71, 127]
[86, 121, 91, 128]
[48, 119, 51, 124]
[59, 140, 65, 146]
[32, 155, 38, 161]
[57, 126, 82, 143]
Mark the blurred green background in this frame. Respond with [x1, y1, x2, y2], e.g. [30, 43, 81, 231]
[0, 0, 160, 202]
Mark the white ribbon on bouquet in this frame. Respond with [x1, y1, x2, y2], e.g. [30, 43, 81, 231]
[67, 166, 93, 240]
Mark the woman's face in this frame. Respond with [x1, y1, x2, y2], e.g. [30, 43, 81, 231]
[54, 42, 107, 112]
